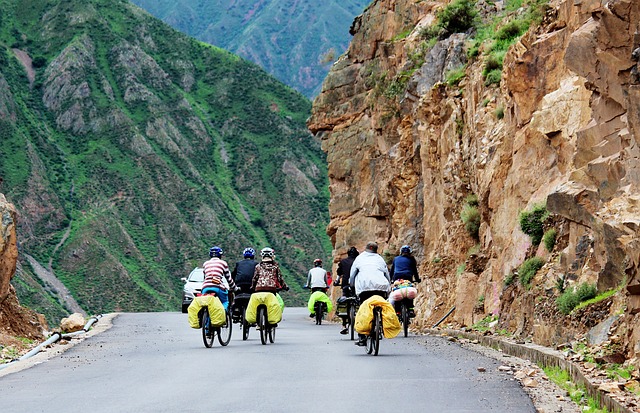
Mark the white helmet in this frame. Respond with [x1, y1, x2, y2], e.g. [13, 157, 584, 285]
[260, 247, 275, 258]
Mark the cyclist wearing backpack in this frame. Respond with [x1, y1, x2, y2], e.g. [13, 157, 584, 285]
[390, 245, 421, 283]
[389, 245, 421, 317]
[202, 246, 238, 311]
[251, 247, 289, 294]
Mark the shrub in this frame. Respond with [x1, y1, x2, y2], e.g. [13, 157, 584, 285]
[421, 0, 478, 41]
[495, 20, 526, 42]
[32, 56, 47, 68]
[504, 272, 516, 286]
[446, 66, 466, 86]
[494, 105, 505, 119]
[518, 257, 544, 287]
[464, 193, 479, 206]
[556, 290, 580, 314]
[438, 0, 479, 35]
[543, 228, 557, 252]
[461, 204, 481, 239]
[556, 283, 597, 314]
[575, 283, 597, 302]
[519, 203, 549, 246]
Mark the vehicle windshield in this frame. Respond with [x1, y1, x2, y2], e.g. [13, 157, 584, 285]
[188, 268, 205, 282]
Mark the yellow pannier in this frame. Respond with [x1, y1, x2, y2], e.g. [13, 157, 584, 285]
[245, 292, 283, 325]
[187, 295, 226, 329]
[354, 295, 401, 339]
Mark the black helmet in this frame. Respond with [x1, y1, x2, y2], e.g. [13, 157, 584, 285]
[347, 246, 359, 258]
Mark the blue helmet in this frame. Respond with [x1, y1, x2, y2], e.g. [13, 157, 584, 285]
[209, 246, 223, 258]
[400, 245, 412, 254]
[243, 247, 255, 258]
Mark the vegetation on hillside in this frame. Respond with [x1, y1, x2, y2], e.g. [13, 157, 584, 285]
[0, 0, 330, 321]
[129, 0, 372, 98]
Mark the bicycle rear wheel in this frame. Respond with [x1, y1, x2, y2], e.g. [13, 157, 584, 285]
[217, 311, 232, 346]
[202, 311, 215, 348]
[315, 301, 323, 325]
[402, 302, 409, 337]
[268, 323, 276, 343]
[258, 306, 268, 345]
[368, 308, 381, 356]
[349, 303, 356, 341]
[241, 309, 250, 341]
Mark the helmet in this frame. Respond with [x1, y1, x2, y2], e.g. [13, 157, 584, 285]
[209, 246, 223, 258]
[260, 247, 275, 258]
[347, 246, 359, 258]
[243, 247, 255, 258]
[313, 258, 322, 267]
[400, 245, 412, 254]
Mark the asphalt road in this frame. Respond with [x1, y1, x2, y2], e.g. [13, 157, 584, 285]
[0, 308, 535, 413]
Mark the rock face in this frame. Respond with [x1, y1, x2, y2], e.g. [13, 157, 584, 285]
[0, 194, 47, 340]
[308, 0, 640, 363]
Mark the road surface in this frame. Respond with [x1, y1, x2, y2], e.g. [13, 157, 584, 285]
[0, 308, 535, 412]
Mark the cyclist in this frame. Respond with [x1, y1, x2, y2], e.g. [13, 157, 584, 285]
[389, 245, 421, 317]
[349, 242, 390, 346]
[232, 247, 258, 294]
[231, 247, 258, 322]
[390, 245, 421, 283]
[335, 246, 359, 334]
[202, 246, 238, 311]
[305, 258, 328, 293]
[251, 247, 289, 294]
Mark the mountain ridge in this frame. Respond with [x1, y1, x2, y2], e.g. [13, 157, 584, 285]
[129, 0, 372, 98]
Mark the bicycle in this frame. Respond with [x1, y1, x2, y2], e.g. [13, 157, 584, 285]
[336, 287, 358, 340]
[201, 304, 232, 348]
[366, 306, 383, 356]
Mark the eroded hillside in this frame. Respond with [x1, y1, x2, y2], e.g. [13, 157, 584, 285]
[309, 0, 640, 365]
[0, 0, 330, 320]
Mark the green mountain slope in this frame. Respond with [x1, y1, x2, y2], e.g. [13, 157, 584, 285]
[129, 0, 371, 98]
[0, 0, 330, 321]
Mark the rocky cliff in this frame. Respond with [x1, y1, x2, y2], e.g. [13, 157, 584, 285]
[308, 0, 640, 365]
[0, 194, 47, 345]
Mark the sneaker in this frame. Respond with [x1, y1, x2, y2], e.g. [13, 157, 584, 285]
[355, 339, 367, 347]
[309, 313, 315, 318]
[340, 328, 348, 335]
[409, 309, 416, 317]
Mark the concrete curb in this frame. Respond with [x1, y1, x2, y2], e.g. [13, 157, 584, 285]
[425, 328, 634, 413]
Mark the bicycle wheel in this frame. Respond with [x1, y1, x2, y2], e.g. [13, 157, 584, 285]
[349, 303, 356, 341]
[241, 309, 250, 341]
[268, 323, 276, 343]
[315, 301, 323, 325]
[369, 308, 381, 356]
[201, 310, 215, 348]
[217, 310, 232, 346]
[258, 306, 268, 345]
[402, 302, 409, 337]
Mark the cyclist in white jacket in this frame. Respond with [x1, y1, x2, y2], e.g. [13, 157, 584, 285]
[349, 241, 391, 346]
